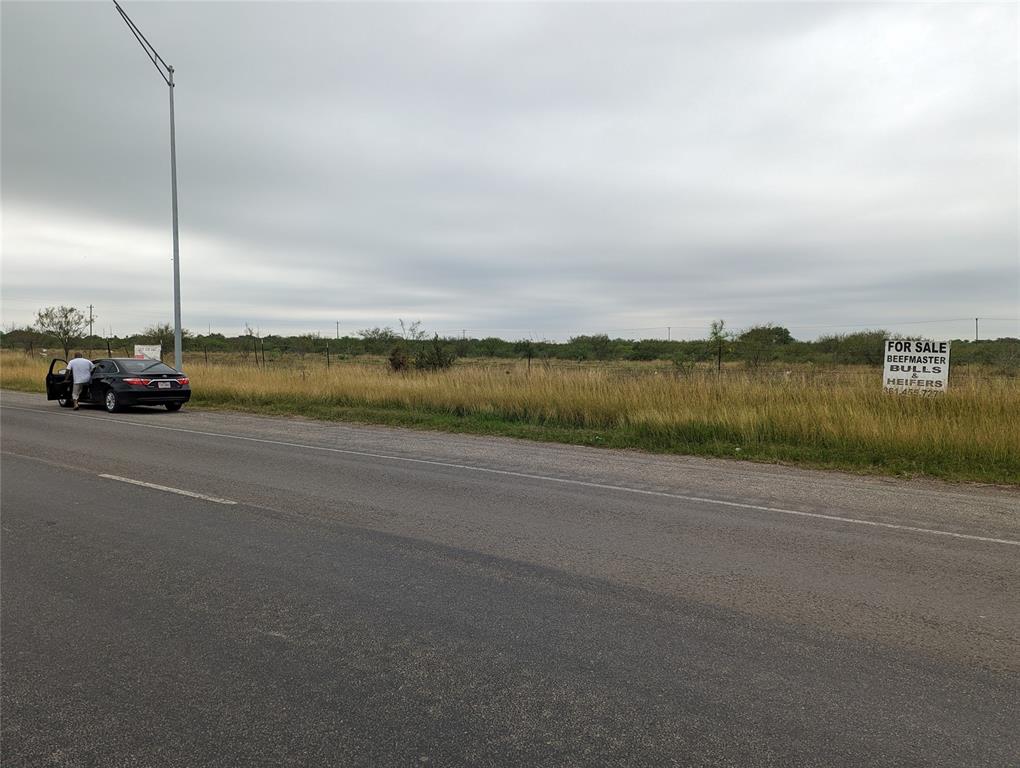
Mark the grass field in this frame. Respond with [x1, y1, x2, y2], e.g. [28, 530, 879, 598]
[3, 351, 1018, 485]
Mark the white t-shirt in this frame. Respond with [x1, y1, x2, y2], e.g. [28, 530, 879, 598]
[67, 358, 94, 384]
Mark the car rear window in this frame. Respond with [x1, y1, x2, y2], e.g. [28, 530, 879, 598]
[118, 360, 179, 374]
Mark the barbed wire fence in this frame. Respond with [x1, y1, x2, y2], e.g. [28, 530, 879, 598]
[3, 315, 1018, 379]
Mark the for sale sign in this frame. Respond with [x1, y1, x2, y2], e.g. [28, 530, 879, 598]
[883, 339, 950, 394]
[134, 344, 162, 360]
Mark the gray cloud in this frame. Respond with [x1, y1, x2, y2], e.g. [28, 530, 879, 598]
[2, 1, 1017, 341]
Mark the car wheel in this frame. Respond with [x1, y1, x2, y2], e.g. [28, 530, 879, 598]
[104, 389, 121, 413]
[57, 396, 72, 408]
[165, 402, 183, 412]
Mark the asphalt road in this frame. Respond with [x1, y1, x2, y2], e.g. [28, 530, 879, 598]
[2, 390, 1018, 767]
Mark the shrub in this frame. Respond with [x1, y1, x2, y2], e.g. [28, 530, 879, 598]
[672, 354, 696, 377]
[388, 344, 410, 372]
[414, 335, 456, 371]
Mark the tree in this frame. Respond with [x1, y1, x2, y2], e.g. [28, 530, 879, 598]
[35, 305, 88, 359]
[565, 334, 612, 361]
[478, 336, 510, 357]
[589, 334, 611, 361]
[738, 324, 793, 347]
[398, 319, 427, 342]
[358, 326, 399, 354]
[816, 330, 889, 365]
[514, 339, 536, 372]
[293, 332, 322, 355]
[737, 324, 794, 368]
[708, 319, 732, 373]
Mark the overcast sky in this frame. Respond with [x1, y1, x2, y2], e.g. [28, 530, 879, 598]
[2, 1, 1017, 341]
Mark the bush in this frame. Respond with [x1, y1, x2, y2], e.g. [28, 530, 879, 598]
[672, 354, 696, 377]
[815, 330, 889, 365]
[361, 327, 401, 355]
[388, 344, 410, 372]
[414, 335, 456, 371]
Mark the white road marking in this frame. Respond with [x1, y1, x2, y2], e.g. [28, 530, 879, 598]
[3, 403, 1018, 546]
[98, 474, 237, 505]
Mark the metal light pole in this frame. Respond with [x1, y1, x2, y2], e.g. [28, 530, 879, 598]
[168, 64, 182, 370]
[112, 0, 183, 370]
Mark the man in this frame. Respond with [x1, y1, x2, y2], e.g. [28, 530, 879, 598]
[66, 352, 95, 410]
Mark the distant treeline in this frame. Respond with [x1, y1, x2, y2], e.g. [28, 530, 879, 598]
[2, 323, 1017, 370]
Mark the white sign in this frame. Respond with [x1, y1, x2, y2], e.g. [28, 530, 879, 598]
[883, 339, 950, 394]
[134, 344, 162, 360]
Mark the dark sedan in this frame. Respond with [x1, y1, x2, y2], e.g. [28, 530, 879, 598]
[46, 358, 191, 412]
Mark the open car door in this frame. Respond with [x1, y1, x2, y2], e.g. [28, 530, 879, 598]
[46, 359, 72, 405]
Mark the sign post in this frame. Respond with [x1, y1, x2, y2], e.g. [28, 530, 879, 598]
[883, 339, 950, 394]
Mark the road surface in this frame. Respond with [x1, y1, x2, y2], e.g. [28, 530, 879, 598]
[2, 390, 1018, 766]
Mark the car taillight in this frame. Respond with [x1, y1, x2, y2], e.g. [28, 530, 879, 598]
[176, 378, 189, 386]
[123, 378, 151, 386]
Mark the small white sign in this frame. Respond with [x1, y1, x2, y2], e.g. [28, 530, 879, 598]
[134, 344, 162, 360]
[883, 339, 950, 394]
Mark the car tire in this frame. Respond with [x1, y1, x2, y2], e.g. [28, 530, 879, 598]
[104, 389, 121, 413]
[57, 396, 72, 408]
[165, 402, 183, 412]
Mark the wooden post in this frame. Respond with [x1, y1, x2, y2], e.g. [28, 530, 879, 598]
[326, 342, 330, 370]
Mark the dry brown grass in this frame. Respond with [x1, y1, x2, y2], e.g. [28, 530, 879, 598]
[3, 351, 1017, 483]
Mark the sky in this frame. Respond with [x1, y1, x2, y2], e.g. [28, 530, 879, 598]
[2, 1, 1017, 342]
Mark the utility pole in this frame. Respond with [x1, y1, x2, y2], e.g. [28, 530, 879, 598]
[975, 317, 979, 342]
[667, 326, 671, 342]
[336, 320, 340, 340]
[169, 63, 181, 371]
[112, 0, 182, 371]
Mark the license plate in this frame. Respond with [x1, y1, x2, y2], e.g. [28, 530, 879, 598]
[158, 381, 172, 389]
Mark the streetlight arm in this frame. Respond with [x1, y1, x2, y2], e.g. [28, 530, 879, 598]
[112, 0, 172, 86]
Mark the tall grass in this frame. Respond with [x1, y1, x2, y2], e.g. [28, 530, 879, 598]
[3, 352, 1017, 484]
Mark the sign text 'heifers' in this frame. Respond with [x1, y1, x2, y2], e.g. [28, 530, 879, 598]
[883, 339, 950, 394]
